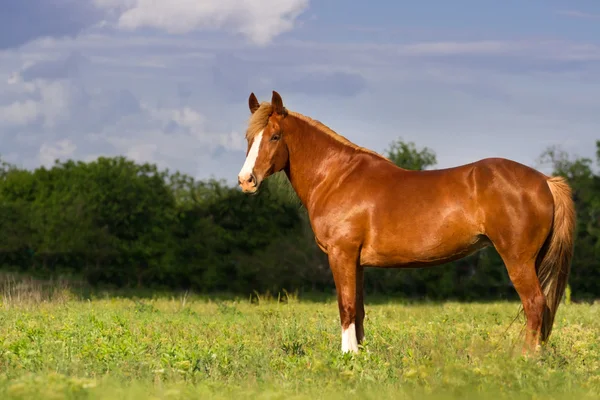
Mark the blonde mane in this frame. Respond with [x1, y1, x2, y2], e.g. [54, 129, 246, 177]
[245, 102, 392, 163]
[246, 102, 273, 141]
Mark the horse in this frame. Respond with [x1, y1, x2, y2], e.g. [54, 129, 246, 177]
[237, 90, 576, 355]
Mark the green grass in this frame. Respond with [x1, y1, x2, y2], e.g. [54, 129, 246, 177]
[0, 289, 598, 400]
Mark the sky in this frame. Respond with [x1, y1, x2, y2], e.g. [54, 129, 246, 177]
[1, 0, 599, 185]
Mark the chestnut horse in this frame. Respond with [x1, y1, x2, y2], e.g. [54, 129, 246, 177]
[237, 91, 575, 355]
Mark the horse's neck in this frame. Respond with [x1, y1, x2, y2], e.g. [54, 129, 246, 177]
[284, 117, 355, 210]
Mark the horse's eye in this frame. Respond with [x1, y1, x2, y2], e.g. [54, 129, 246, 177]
[271, 134, 280, 141]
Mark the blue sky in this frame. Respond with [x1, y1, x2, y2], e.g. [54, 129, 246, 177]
[0, 0, 599, 184]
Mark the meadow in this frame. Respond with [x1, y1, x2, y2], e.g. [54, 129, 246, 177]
[0, 282, 599, 400]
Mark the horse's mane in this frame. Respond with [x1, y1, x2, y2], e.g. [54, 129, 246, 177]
[246, 102, 273, 141]
[245, 102, 392, 163]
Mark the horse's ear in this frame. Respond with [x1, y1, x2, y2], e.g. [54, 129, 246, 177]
[248, 92, 260, 114]
[271, 90, 286, 116]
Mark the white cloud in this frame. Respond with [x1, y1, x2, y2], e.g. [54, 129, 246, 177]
[39, 139, 77, 166]
[102, 124, 244, 180]
[401, 41, 520, 56]
[124, 142, 158, 164]
[217, 131, 246, 152]
[556, 10, 600, 20]
[73, 100, 248, 180]
[0, 79, 75, 128]
[94, 0, 310, 45]
[0, 51, 247, 179]
[1, 23, 599, 185]
[147, 105, 205, 134]
[37, 80, 76, 128]
[107, 103, 245, 154]
[0, 100, 39, 126]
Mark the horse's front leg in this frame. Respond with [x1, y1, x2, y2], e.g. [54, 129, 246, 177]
[356, 265, 365, 345]
[329, 247, 360, 354]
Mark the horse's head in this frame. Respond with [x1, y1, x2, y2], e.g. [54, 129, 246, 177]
[238, 90, 289, 194]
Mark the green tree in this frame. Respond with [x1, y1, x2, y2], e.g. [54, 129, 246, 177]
[384, 139, 437, 170]
[1, 141, 598, 300]
[75, 157, 177, 287]
[0, 166, 37, 269]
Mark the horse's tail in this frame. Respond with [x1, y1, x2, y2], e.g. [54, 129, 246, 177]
[537, 176, 576, 343]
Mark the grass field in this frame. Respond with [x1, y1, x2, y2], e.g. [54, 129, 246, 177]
[0, 287, 599, 400]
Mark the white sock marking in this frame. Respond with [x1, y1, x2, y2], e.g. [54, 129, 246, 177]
[238, 130, 263, 181]
[341, 323, 359, 353]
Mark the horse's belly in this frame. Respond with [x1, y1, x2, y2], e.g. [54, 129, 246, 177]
[359, 230, 489, 268]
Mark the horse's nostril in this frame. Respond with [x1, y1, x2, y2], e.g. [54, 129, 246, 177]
[248, 174, 255, 184]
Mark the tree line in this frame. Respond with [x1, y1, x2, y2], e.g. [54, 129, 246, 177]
[0, 139, 598, 300]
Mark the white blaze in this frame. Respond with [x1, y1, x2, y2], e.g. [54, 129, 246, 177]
[341, 323, 359, 353]
[238, 130, 263, 181]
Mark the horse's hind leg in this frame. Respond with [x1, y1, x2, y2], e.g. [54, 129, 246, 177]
[498, 255, 546, 354]
[483, 182, 554, 354]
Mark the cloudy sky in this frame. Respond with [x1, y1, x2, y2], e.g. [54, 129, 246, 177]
[1, 0, 599, 185]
